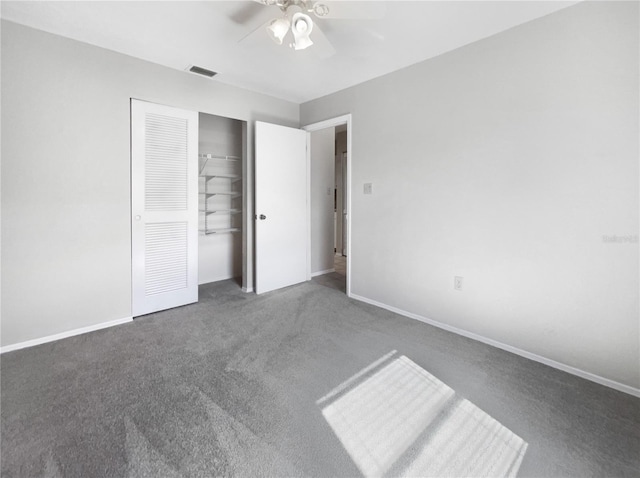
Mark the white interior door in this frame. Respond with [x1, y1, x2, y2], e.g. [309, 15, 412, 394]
[131, 99, 199, 316]
[255, 121, 308, 294]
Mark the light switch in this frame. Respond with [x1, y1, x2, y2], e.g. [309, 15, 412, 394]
[364, 183, 373, 195]
[454, 276, 463, 291]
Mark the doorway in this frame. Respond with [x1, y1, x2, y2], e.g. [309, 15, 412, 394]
[131, 99, 248, 318]
[333, 140, 347, 278]
[304, 115, 352, 296]
[198, 112, 245, 287]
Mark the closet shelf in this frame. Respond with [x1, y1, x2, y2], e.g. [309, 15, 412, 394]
[199, 153, 241, 161]
[201, 174, 241, 182]
[199, 209, 242, 216]
[199, 150, 242, 236]
[200, 191, 242, 198]
[199, 153, 241, 174]
[200, 227, 241, 235]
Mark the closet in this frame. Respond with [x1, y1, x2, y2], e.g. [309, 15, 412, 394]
[198, 113, 244, 285]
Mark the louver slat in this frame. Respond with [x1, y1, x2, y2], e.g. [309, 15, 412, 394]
[144, 223, 188, 295]
[145, 113, 188, 211]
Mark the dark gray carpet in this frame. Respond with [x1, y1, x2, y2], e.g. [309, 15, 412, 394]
[2, 276, 639, 477]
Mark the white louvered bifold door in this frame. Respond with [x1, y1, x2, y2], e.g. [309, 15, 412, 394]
[131, 99, 198, 316]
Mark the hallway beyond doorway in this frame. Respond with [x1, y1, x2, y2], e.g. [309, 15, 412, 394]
[334, 254, 346, 276]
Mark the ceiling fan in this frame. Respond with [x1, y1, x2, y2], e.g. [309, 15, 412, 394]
[262, 0, 328, 51]
[237, 0, 385, 57]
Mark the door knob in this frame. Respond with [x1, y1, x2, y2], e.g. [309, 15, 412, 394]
[259, 214, 266, 220]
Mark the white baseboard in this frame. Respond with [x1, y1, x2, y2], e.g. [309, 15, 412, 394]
[0, 317, 133, 354]
[242, 286, 253, 293]
[311, 268, 336, 277]
[350, 293, 640, 398]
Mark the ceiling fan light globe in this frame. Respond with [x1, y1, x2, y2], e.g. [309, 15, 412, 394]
[291, 12, 314, 50]
[294, 18, 309, 33]
[293, 36, 313, 50]
[266, 17, 290, 45]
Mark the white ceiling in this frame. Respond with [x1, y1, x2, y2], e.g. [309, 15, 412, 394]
[1, 1, 577, 103]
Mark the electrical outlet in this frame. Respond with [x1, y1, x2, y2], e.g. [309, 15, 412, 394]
[364, 183, 373, 195]
[454, 276, 463, 291]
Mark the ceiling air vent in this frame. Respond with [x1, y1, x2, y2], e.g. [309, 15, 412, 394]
[187, 65, 217, 78]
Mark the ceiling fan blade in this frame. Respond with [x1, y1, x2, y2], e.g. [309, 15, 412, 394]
[238, 19, 271, 45]
[309, 23, 336, 59]
[313, 1, 386, 20]
[229, 1, 267, 25]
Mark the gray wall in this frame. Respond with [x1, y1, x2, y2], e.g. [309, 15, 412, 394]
[1, 21, 299, 346]
[310, 128, 336, 274]
[301, 1, 639, 388]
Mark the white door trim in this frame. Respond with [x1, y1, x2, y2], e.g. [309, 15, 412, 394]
[302, 114, 352, 297]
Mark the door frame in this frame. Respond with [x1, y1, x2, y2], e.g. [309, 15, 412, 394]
[302, 114, 352, 297]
